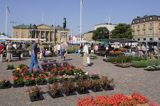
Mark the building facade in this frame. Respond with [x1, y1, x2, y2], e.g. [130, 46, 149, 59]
[83, 31, 93, 42]
[131, 15, 160, 42]
[13, 24, 69, 44]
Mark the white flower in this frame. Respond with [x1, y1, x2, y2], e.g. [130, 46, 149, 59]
[85, 72, 89, 75]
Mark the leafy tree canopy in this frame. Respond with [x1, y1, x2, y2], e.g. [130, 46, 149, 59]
[92, 27, 109, 41]
[111, 23, 132, 39]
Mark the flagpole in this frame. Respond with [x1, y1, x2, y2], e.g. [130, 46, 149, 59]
[80, 0, 83, 43]
[5, 6, 8, 35]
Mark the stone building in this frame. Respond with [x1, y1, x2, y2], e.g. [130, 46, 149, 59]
[131, 15, 160, 42]
[13, 24, 69, 44]
[83, 31, 93, 42]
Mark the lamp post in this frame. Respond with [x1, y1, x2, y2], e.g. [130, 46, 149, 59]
[80, 0, 83, 44]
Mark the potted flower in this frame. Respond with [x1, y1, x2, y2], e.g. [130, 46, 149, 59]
[24, 77, 36, 86]
[48, 76, 56, 84]
[13, 77, 24, 87]
[0, 79, 12, 89]
[27, 86, 44, 102]
[35, 77, 47, 85]
[48, 83, 63, 98]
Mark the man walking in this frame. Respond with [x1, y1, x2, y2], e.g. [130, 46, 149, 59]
[29, 40, 41, 73]
[6, 40, 13, 62]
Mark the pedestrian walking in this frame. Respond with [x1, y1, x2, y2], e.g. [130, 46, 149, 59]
[60, 41, 67, 61]
[6, 40, 13, 62]
[29, 40, 41, 73]
[83, 43, 90, 66]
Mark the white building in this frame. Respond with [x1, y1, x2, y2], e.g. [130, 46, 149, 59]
[94, 23, 116, 32]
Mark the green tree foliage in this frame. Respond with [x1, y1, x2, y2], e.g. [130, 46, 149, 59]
[92, 27, 109, 41]
[111, 23, 132, 39]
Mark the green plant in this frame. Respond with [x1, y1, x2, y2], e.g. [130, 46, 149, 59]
[144, 65, 160, 71]
[131, 59, 160, 68]
[18, 64, 27, 69]
[7, 64, 15, 70]
[24, 79, 36, 86]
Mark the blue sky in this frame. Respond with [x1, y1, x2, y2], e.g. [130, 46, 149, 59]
[0, 0, 160, 36]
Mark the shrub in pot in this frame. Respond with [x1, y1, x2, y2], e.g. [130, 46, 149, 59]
[7, 64, 15, 70]
[77, 79, 90, 94]
[100, 76, 114, 90]
[27, 86, 44, 102]
[91, 79, 101, 92]
[0, 80, 12, 89]
[61, 80, 76, 96]
[48, 83, 62, 98]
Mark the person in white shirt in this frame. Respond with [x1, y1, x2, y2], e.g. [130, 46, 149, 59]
[83, 43, 90, 66]
[57, 43, 61, 55]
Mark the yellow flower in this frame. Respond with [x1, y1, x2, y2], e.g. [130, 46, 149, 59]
[16, 68, 20, 71]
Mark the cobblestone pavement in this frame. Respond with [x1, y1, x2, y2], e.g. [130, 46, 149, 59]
[0, 54, 160, 106]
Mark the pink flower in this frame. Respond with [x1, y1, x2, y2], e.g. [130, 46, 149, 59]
[150, 101, 159, 106]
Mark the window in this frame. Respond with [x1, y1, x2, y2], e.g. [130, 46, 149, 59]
[138, 38, 140, 41]
[16, 32, 19, 36]
[150, 38, 153, 41]
[21, 31, 24, 37]
[158, 38, 160, 40]
[143, 19, 145, 22]
[143, 38, 146, 41]
[150, 17, 153, 20]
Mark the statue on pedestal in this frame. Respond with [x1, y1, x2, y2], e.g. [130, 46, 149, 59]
[63, 17, 67, 29]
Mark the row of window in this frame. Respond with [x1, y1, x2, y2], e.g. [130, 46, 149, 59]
[134, 38, 160, 41]
[132, 17, 160, 24]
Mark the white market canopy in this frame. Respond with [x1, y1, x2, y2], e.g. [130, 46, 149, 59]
[0, 37, 46, 41]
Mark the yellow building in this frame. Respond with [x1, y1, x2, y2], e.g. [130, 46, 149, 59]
[13, 24, 70, 44]
[131, 15, 160, 42]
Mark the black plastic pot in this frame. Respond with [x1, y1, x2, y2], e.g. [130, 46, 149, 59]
[29, 92, 44, 102]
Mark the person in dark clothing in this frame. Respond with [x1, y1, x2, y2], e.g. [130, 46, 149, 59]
[18, 44, 22, 60]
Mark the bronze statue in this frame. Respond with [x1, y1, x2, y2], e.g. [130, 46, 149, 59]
[63, 17, 67, 29]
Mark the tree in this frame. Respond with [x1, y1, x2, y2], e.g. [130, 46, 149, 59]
[92, 27, 109, 41]
[111, 23, 132, 39]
